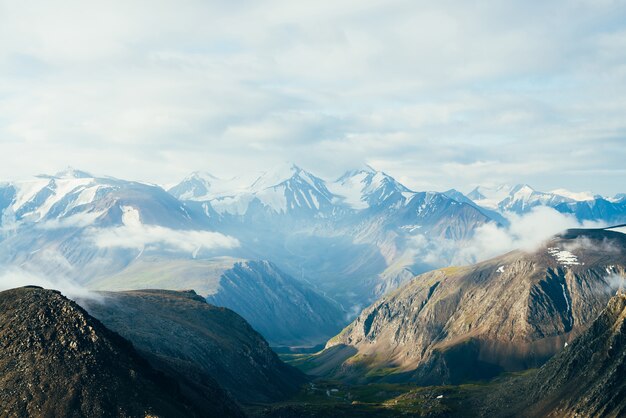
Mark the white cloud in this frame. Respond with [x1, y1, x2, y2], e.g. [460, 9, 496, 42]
[37, 212, 103, 230]
[403, 206, 608, 268]
[457, 206, 605, 262]
[0, 267, 101, 301]
[0, 1, 624, 194]
[84, 224, 240, 254]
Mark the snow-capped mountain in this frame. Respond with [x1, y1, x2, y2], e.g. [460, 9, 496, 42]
[329, 165, 413, 210]
[466, 183, 601, 214]
[498, 184, 574, 213]
[549, 188, 597, 202]
[0, 169, 209, 231]
[464, 183, 626, 223]
[466, 184, 516, 210]
[170, 163, 337, 217]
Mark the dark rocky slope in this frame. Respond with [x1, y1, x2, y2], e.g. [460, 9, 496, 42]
[482, 293, 626, 417]
[82, 289, 307, 404]
[205, 260, 346, 347]
[320, 228, 626, 384]
[0, 286, 243, 418]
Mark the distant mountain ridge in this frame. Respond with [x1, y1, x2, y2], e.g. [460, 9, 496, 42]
[466, 183, 625, 222]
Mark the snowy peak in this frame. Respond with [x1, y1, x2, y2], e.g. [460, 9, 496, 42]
[466, 184, 513, 209]
[168, 171, 217, 201]
[330, 166, 413, 209]
[249, 163, 335, 214]
[249, 162, 307, 191]
[335, 164, 377, 182]
[467, 183, 583, 213]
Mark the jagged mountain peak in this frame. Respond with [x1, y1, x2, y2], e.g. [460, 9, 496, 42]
[249, 162, 310, 191]
[510, 183, 535, 194]
[336, 164, 378, 181]
[331, 166, 413, 210]
[168, 171, 219, 200]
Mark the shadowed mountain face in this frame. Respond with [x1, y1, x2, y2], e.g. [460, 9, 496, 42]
[481, 293, 626, 417]
[319, 228, 626, 384]
[92, 258, 347, 347]
[0, 286, 243, 418]
[205, 260, 347, 346]
[81, 289, 307, 404]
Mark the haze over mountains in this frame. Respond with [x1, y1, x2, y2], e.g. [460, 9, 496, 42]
[0, 163, 624, 348]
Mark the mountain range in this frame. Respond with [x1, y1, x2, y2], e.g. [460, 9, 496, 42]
[0, 165, 624, 348]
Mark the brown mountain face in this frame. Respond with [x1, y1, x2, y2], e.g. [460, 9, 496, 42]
[0, 286, 243, 418]
[320, 228, 626, 384]
[81, 289, 307, 404]
[481, 293, 626, 417]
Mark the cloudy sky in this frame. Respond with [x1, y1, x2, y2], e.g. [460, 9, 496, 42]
[0, 0, 625, 194]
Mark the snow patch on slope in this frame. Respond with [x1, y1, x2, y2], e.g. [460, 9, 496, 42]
[548, 247, 581, 266]
[121, 205, 141, 226]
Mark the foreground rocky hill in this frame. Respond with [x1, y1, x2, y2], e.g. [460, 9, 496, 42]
[320, 228, 626, 384]
[82, 289, 307, 404]
[0, 286, 243, 417]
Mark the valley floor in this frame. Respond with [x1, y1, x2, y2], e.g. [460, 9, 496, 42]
[247, 357, 534, 418]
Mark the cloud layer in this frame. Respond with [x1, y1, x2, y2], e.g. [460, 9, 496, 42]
[85, 224, 240, 255]
[0, 1, 625, 194]
[406, 206, 606, 267]
[0, 267, 101, 301]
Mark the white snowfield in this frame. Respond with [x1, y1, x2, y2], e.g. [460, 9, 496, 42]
[547, 247, 581, 266]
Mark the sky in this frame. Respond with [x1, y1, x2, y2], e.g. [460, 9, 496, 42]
[0, 0, 625, 195]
